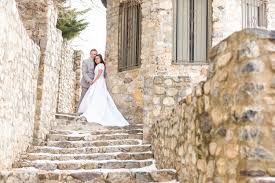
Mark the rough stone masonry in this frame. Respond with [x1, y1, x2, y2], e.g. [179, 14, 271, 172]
[0, 0, 40, 170]
[152, 29, 275, 183]
[0, 0, 82, 170]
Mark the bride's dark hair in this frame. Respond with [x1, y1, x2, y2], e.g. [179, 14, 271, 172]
[94, 54, 105, 66]
[94, 54, 107, 78]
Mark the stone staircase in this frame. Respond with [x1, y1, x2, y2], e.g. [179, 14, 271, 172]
[0, 114, 178, 183]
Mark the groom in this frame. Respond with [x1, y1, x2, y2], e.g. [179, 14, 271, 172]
[78, 48, 98, 109]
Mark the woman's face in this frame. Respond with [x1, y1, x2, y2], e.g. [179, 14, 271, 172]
[95, 56, 101, 64]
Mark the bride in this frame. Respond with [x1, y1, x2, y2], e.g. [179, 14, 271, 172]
[78, 54, 129, 127]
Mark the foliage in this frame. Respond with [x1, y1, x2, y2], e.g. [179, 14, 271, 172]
[56, 2, 89, 40]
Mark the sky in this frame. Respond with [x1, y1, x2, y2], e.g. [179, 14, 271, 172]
[66, 0, 107, 58]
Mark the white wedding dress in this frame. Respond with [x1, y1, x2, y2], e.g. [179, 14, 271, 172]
[78, 63, 129, 126]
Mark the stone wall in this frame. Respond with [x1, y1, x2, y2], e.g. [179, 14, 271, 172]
[152, 84, 207, 183]
[57, 47, 83, 114]
[143, 76, 196, 142]
[152, 29, 275, 183]
[267, 0, 275, 30]
[57, 41, 76, 113]
[212, 0, 243, 46]
[15, 0, 63, 143]
[33, 0, 63, 143]
[0, 0, 83, 170]
[0, 0, 40, 170]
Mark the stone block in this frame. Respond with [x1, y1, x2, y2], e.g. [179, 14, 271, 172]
[225, 144, 239, 159]
[167, 88, 178, 97]
[209, 142, 217, 156]
[216, 52, 232, 69]
[163, 97, 175, 106]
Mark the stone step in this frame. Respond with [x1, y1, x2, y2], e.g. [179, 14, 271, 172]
[29, 144, 152, 154]
[55, 113, 79, 120]
[55, 113, 143, 124]
[22, 151, 153, 161]
[14, 159, 154, 170]
[55, 113, 142, 125]
[46, 133, 143, 141]
[247, 177, 275, 183]
[49, 129, 143, 135]
[46, 139, 143, 148]
[55, 123, 144, 130]
[55, 124, 144, 132]
[0, 168, 177, 183]
[56, 112, 80, 117]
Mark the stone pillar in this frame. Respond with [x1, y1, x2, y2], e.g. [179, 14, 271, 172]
[56, 41, 75, 114]
[73, 50, 83, 112]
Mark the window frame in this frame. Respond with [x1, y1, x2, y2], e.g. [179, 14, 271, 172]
[172, 0, 212, 65]
[118, 1, 142, 72]
[241, 0, 267, 29]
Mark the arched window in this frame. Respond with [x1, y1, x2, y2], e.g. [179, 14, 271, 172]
[173, 0, 211, 63]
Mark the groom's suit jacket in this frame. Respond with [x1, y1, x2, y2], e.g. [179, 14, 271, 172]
[81, 58, 95, 88]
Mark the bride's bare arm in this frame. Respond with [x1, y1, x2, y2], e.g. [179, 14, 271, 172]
[91, 69, 103, 84]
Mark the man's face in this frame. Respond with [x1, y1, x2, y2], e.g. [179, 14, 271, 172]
[90, 51, 97, 59]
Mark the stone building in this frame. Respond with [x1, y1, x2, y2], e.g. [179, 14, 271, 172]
[105, 0, 275, 140]
[104, 0, 275, 182]
[1, 0, 275, 182]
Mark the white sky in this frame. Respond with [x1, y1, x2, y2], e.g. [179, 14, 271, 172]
[66, 0, 106, 58]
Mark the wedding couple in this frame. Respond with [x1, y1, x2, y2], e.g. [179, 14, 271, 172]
[77, 49, 129, 127]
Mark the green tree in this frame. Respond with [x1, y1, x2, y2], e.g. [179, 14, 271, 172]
[56, 4, 89, 40]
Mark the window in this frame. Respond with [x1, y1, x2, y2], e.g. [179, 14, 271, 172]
[242, 0, 267, 28]
[118, 1, 141, 72]
[173, 0, 210, 63]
